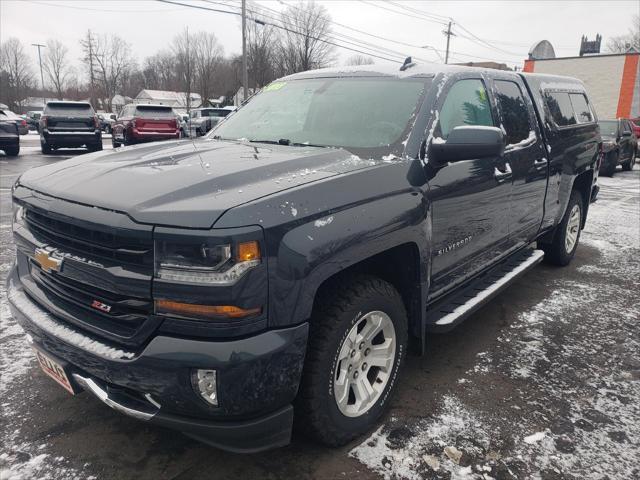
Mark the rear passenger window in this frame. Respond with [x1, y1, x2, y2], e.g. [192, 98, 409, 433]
[546, 92, 576, 127]
[569, 93, 593, 124]
[438, 79, 494, 138]
[494, 80, 532, 145]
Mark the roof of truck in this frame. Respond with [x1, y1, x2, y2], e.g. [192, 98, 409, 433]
[281, 63, 587, 92]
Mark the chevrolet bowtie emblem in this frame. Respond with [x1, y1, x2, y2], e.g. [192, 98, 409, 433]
[34, 248, 63, 273]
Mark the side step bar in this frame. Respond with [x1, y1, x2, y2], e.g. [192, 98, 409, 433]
[426, 248, 544, 333]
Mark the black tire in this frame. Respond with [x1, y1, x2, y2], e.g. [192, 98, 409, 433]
[4, 145, 19, 157]
[622, 153, 635, 171]
[600, 151, 617, 177]
[88, 142, 103, 152]
[541, 190, 583, 266]
[123, 130, 131, 146]
[112, 135, 121, 148]
[41, 140, 51, 154]
[297, 274, 408, 446]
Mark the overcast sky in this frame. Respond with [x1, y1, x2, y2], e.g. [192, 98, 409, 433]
[1, 0, 637, 76]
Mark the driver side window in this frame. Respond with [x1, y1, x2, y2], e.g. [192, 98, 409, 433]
[438, 79, 494, 139]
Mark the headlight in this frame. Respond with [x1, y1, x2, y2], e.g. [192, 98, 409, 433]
[155, 239, 261, 285]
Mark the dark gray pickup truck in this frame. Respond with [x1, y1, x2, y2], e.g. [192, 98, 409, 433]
[8, 63, 600, 453]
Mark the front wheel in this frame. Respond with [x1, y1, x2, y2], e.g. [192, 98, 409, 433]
[622, 153, 635, 171]
[541, 190, 583, 266]
[297, 275, 408, 446]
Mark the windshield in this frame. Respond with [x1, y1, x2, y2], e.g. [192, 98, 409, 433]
[599, 121, 618, 137]
[135, 106, 175, 118]
[211, 77, 429, 156]
[44, 103, 93, 116]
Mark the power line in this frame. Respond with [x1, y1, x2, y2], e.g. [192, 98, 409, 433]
[206, 0, 422, 63]
[32, 0, 184, 13]
[160, 0, 404, 63]
[358, 0, 449, 25]
[385, 1, 452, 23]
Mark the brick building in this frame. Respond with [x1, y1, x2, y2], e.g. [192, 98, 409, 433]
[523, 52, 640, 119]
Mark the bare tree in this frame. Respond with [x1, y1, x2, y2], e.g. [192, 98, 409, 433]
[279, 1, 335, 74]
[173, 28, 196, 111]
[143, 51, 179, 91]
[43, 39, 71, 99]
[194, 32, 224, 106]
[91, 34, 134, 111]
[79, 30, 98, 109]
[345, 54, 374, 66]
[0, 38, 35, 110]
[607, 14, 640, 53]
[246, 9, 279, 88]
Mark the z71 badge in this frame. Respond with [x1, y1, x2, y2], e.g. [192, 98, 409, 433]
[91, 300, 112, 313]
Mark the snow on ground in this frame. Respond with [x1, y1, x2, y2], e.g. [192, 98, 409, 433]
[351, 169, 640, 479]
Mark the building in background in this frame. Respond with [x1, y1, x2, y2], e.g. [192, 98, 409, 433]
[133, 90, 202, 110]
[524, 38, 639, 119]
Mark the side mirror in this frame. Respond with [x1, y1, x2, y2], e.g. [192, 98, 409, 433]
[429, 126, 505, 164]
[110, 114, 116, 120]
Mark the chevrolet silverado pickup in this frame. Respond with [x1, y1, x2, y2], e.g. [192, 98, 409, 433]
[8, 63, 600, 453]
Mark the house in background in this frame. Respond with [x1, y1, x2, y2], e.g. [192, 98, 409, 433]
[134, 90, 202, 110]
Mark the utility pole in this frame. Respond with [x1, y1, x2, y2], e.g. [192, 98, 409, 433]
[443, 21, 455, 64]
[241, 0, 249, 102]
[32, 43, 46, 106]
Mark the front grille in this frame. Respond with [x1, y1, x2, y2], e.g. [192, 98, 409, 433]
[19, 203, 159, 346]
[32, 264, 150, 337]
[25, 207, 153, 268]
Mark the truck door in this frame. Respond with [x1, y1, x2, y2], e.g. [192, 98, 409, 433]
[428, 77, 512, 298]
[491, 77, 548, 247]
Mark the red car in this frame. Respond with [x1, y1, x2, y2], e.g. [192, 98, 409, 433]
[630, 118, 640, 137]
[112, 104, 179, 147]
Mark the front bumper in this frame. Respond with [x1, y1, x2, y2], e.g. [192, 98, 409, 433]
[7, 266, 308, 452]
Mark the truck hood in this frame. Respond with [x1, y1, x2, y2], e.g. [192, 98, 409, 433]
[18, 138, 372, 228]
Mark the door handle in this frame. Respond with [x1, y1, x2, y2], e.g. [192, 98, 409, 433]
[534, 158, 548, 169]
[494, 162, 512, 182]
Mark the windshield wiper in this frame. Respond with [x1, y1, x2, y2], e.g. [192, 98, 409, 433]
[250, 139, 328, 148]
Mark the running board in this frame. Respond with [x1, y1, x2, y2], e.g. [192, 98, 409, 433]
[426, 248, 544, 333]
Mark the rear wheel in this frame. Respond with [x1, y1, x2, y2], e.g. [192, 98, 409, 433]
[41, 139, 51, 154]
[4, 144, 19, 157]
[297, 275, 408, 446]
[541, 190, 583, 266]
[88, 142, 103, 152]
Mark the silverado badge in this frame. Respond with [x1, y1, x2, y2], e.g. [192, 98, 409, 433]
[34, 248, 63, 273]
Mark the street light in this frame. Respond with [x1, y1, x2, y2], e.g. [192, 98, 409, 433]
[32, 43, 46, 108]
[421, 45, 445, 63]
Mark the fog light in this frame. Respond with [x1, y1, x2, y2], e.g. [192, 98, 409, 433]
[192, 369, 218, 406]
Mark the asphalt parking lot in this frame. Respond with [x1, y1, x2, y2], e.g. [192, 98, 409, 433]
[1, 138, 638, 480]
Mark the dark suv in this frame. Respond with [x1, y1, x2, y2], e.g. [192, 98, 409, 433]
[39, 101, 102, 154]
[9, 64, 600, 453]
[598, 118, 637, 175]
